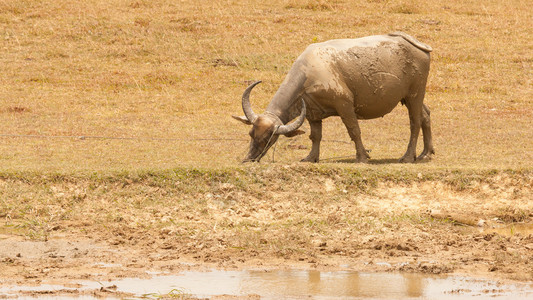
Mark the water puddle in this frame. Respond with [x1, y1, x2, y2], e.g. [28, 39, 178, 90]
[1, 270, 532, 299]
[481, 223, 533, 237]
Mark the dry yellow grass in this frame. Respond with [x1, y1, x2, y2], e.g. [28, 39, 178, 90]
[0, 0, 531, 172]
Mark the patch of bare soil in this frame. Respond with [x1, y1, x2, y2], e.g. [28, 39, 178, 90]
[0, 170, 532, 298]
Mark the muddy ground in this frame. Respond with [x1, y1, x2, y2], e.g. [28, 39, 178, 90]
[0, 168, 532, 298]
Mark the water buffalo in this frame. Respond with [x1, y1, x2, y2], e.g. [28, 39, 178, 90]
[233, 32, 434, 163]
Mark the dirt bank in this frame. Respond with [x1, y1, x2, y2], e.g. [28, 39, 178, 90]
[0, 167, 532, 298]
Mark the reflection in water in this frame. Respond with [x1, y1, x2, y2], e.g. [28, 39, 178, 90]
[405, 273, 423, 298]
[1, 269, 532, 299]
[249, 271, 427, 298]
[242, 270, 364, 297]
[109, 270, 532, 299]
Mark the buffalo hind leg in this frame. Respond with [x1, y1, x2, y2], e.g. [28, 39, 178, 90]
[399, 95, 423, 163]
[417, 103, 435, 160]
[302, 120, 322, 163]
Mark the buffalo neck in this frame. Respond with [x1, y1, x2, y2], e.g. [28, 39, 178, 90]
[265, 68, 307, 124]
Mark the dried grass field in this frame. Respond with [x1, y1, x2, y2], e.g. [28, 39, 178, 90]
[0, 0, 531, 171]
[0, 0, 532, 297]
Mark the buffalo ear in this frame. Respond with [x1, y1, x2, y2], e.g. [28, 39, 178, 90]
[283, 129, 305, 137]
[232, 115, 252, 125]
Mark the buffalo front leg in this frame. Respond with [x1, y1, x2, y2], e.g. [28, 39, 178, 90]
[339, 110, 370, 163]
[302, 120, 322, 163]
[417, 103, 435, 160]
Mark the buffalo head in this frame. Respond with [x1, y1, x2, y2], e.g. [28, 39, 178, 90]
[232, 81, 306, 162]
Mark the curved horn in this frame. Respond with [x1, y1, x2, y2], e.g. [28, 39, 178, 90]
[242, 81, 261, 124]
[277, 99, 306, 135]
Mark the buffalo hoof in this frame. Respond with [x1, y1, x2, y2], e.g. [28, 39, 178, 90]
[398, 155, 416, 163]
[417, 149, 435, 161]
[354, 150, 370, 163]
[301, 156, 319, 163]
[355, 155, 369, 163]
[416, 153, 433, 161]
